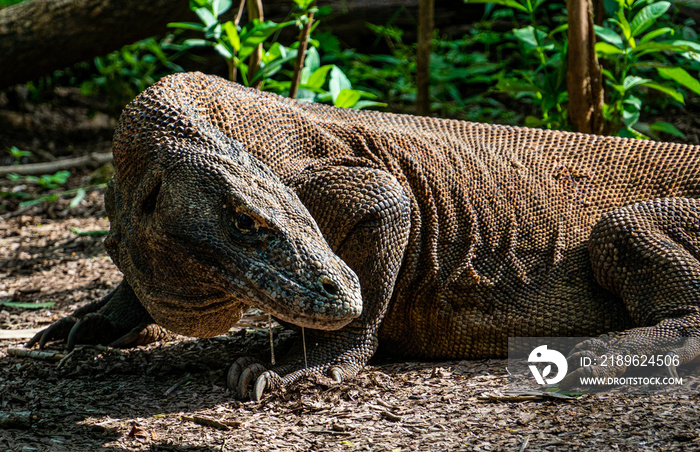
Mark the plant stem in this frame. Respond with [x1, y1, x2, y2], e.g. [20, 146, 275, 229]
[416, 0, 435, 116]
[228, 59, 236, 83]
[233, 0, 246, 26]
[289, 2, 316, 99]
[247, 0, 264, 89]
[230, 0, 247, 83]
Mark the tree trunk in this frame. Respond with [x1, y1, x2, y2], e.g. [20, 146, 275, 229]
[0, 0, 192, 90]
[415, 0, 434, 116]
[566, 0, 605, 134]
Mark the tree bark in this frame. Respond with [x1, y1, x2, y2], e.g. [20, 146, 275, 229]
[415, 0, 434, 116]
[0, 0, 192, 90]
[566, 0, 605, 134]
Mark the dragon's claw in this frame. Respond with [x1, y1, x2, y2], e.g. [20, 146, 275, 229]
[27, 316, 78, 349]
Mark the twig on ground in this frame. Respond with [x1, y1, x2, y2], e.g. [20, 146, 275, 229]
[0, 151, 112, 176]
[7, 348, 66, 361]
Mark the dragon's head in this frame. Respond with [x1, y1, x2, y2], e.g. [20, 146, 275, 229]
[104, 77, 363, 337]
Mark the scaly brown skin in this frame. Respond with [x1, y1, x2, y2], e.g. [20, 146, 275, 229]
[29, 72, 700, 398]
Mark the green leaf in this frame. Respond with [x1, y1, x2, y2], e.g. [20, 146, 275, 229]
[639, 26, 673, 44]
[250, 48, 297, 84]
[642, 80, 684, 103]
[612, 12, 632, 43]
[495, 77, 540, 93]
[664, 40, 700, 53]
[238, 20, 293, 61]
[513, 26, 548, 49]
[20, 194, 56, 207]
[214, 42, 233, 59]
[463, 0, 528, 12]
[182, 39, 211, 48]
[548, 23, 568, 37]
[70, 227, 109, 237]
[661, 40, 700, 61]
[212, 0, 232, 15]
[622, 105, 640, 127]
[293, 0, 315, 9]
[623, 75, 650, 91]
[623, 94, 642, 110]
[194, 7, 218, 28]
[334, 89, 362, 108]
[630, 2, 670, 38]
[223, 21, 240, 52]
[352, 100, 388, 109]
[532, 0, 549, 11]
[329, 66, 352, 101]
[632, 42, 692, 55]
[656, 66, 700, 96]
[2, 301, 56, 309]
[167, 22, 206, 31]
[595, 42, 624, 55]
[68, 188, 85, 210]
[594, 25, 623, 48]
[649, 121, 685, 137]
[303, 46, 321, 73]
[306, 64, 333, 90]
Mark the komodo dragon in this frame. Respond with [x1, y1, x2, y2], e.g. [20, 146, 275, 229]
[29, 72, 700, 399]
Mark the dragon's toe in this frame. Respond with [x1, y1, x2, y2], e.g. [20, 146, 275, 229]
[108, 323, 171, 348]
[254, 370, 284, 401]
[27, 316, 78, 349]
[66, 312, 122, 351]
[227, 357, 273, 400]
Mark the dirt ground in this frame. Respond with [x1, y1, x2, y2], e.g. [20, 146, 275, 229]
[2, 87, 700, 451]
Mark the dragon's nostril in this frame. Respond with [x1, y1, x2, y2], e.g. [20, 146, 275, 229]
[320, 277, 338, 296]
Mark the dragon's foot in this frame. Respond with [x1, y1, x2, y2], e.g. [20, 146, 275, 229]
[226, 356, 360, 401]
[28, 312, 170, 351]
[27, 316, 79, 349]
[26, 281, 168, 351]
[561, 327, 700, 390]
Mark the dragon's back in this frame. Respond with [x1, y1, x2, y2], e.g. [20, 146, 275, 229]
[118, 72, 700, 358]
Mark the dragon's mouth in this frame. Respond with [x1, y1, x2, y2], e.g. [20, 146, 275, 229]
[150, 289, 235, 310]
[134, 284, 248, 337]
[239, 272, 360, 331]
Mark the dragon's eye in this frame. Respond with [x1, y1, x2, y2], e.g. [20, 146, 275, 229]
[234, 213, 256, 232]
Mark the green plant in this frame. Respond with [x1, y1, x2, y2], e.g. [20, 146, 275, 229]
[0, 0, 24, 7]
[266, 47, 385, 108]
[465, 0, 700, 137]
[331, 22, 520, 123]
[80, 37, 183, 110]
[594, 0, 700, 137]
[8, 170, 70, 189]
[169, 0, 295, 86]
[6, 146, 32, 165]
[24, 170, 71, 189]
[3, 170, 94, 210]
[169, 0, 381, 109]
[467, 0, 570, 129]
[329, 25, 416, 107]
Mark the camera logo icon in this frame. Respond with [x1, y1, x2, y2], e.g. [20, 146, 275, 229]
[528, 345, 568, 385]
